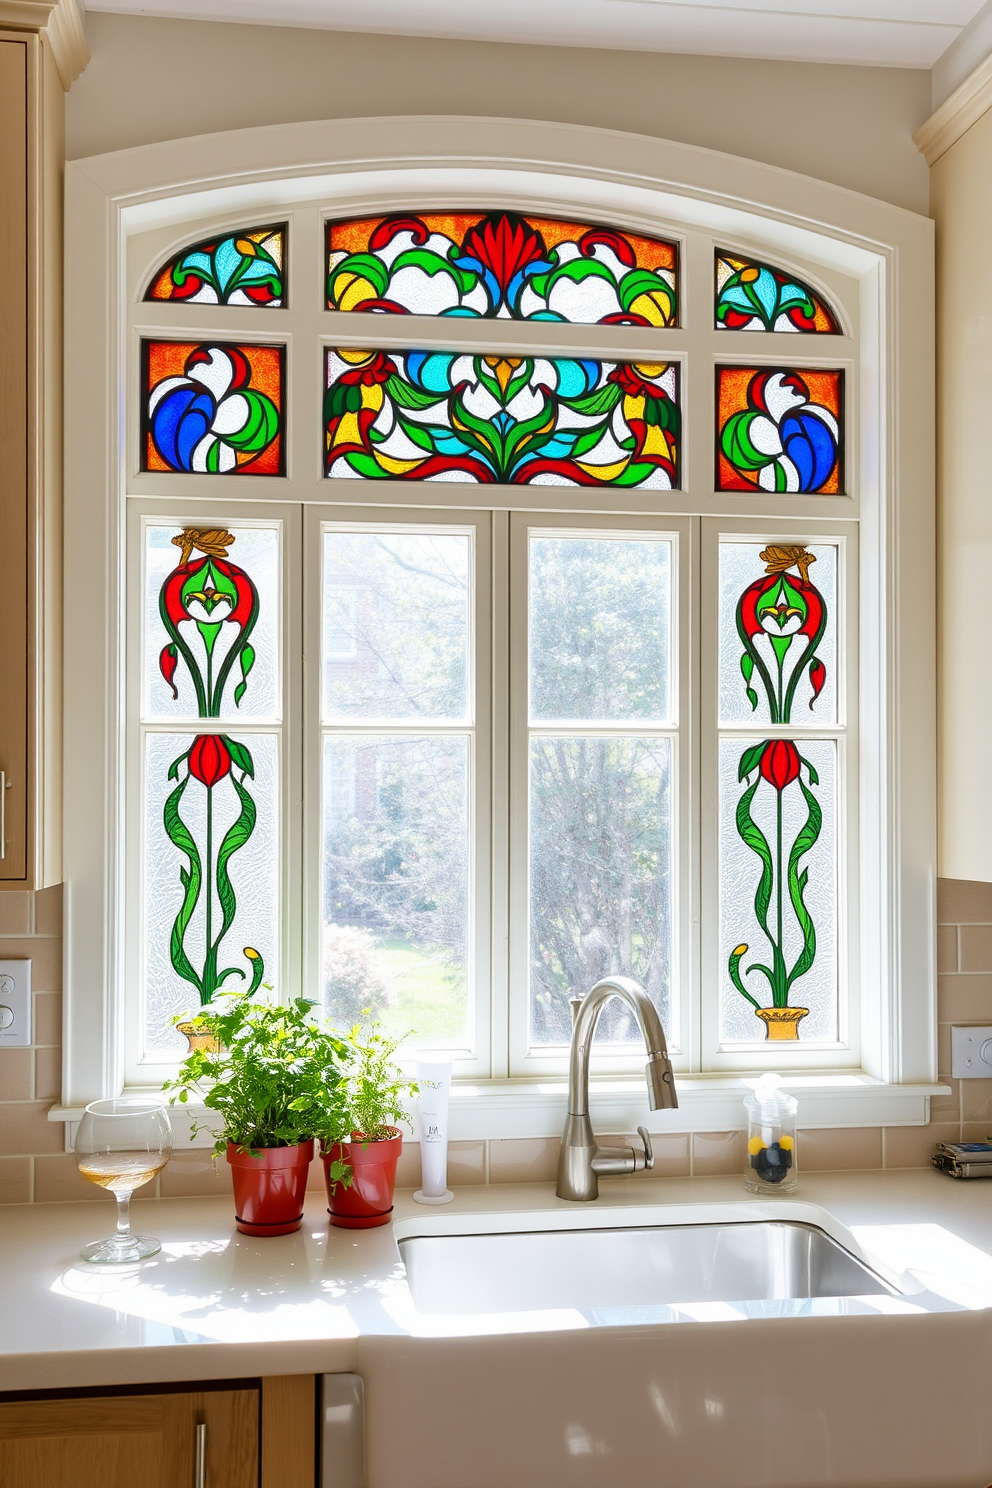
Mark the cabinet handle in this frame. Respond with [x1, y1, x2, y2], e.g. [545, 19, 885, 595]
[195, 1421, 207, 1488]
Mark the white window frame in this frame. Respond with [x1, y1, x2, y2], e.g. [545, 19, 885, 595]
[57, 116, 940, 1139]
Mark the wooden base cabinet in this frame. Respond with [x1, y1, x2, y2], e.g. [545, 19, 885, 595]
[0, 1375, 316, 1488]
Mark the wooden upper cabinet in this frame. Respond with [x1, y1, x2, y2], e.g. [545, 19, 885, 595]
[0, 1387, 260, 1488]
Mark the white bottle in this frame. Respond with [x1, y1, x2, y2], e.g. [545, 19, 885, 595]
[413, 1056, 454, 1205]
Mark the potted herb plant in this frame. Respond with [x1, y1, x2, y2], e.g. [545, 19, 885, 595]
[318, 1023, 417, 1229]
[165, 993, 350, 1236]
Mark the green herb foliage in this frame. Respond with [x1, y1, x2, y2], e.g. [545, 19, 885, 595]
[329, 1021, 418, 1145]
[164, 993, 351, 1157]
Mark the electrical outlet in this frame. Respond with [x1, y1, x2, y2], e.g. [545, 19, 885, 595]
[0, 960, 31, 1047]
[951, 1024, 992, 1079]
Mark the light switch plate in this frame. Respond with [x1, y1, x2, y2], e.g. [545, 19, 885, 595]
[951, 1024, 992, 1079]
[0, 960, 31, 1047]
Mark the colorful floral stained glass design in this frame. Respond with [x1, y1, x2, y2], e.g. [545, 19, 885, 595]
[326, 212, 678, 325]
[715, 254, 839, 334]
[716, 367, 843, 494]
[722, 546, 835, 1042]
[324, 348, 680, 488]
[151, 528, 271, 1016]
[142, 342, 284, 475]
[146, 225, 285, 306]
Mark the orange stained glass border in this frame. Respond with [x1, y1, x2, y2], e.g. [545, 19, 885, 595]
[141, 340, 285, 476]
[715, 254, 839, 334]
[326, 212, 678, 302]
[145, 224, 286, 302]
[715, 365, 844, 495]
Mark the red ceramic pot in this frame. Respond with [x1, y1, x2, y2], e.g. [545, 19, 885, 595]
[226, 1139, 314, 1236]
[322, 1128, 402, 1229]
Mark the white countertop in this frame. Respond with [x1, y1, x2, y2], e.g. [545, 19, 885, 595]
[3, 1169, 992, 1393]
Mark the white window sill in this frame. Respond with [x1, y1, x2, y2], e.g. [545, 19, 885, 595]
[49, 1074, 949, 1148]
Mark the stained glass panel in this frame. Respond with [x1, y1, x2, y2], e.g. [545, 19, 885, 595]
[146, 225, 285, 306]
[719, 738, 836, 1043]
[719, 542, 836, 727]
[327, 211, 678, 324]
[325, 348, 680, 488]
[143, 730, 278, 1056]
[323, 530, 470, 723]
[144, 525, 280, 723]
[529, 535, 672, 724]
[529, 736, 673, 1046]
[322, 734, 470, 1048]
[716, 367, 843, 494]
[142, 341, 284, 476]
[715, 253, 839, 333]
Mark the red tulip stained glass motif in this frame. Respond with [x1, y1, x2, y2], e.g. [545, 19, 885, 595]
[327, 211, 678, 325]
[715, 253, 839, 333]
[325, 348, 680, 489]
[146, 225, 285, 306]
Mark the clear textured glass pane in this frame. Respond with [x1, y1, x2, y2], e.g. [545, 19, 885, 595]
[529, 536, 672, 724]
[144, 524, 280, 723]
[719, 737, 837, 1043]
[719, 542, 836, 727]
[529, 736, 674, 1047]
[323, 530, 471, 723]
[323, 734, 470, 1050]
[143, 731, 279, 1058]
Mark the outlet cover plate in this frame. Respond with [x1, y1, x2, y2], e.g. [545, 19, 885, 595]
[951, 1024, 992, 1079]
[0, 960, 31, 1047]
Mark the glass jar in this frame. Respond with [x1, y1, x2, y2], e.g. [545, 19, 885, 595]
[743, 1076, 798, 1195]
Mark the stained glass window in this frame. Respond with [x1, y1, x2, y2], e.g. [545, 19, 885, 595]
[141, 526, 279, 1057]
[145, 225, 285, 306]
[325, 348, 680, 488]
[142, 341, 284, 475]
[716, 367, 843, 494]
[326, 211, 678, 324]
[715, 253, 839, 333]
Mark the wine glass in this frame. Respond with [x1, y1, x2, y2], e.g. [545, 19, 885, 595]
[74, 1098, 173, 1263]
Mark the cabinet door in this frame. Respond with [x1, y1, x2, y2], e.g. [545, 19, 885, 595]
[0, 1388, 259, 1488]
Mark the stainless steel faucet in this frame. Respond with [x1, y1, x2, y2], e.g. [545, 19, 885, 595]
[556, 975, 678, 1202]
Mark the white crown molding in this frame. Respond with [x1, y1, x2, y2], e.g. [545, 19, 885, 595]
[0, 0, 89, 87]
[915, 47, 992, 165]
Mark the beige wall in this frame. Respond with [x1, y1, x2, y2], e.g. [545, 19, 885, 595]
[931, 112, 992, 881]
[67, 13, 931, 214]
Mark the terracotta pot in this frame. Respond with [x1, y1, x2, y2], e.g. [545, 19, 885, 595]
[322, 1129, 402, 1229]
[176, 1020, 221, 1054]
[755, 1007, 809, 1041]
[226, 1139, 314, 1236]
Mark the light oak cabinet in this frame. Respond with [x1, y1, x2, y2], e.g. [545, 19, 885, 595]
[0, 1374, 316, 1488]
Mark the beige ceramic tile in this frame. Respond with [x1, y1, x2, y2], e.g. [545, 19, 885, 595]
[0, 1156, 31, 1203]
[937, 877, 992, 925]
[33, 1046, 60, 1103]
[394, 1141, 421, 1189]
[937, 924, 959, 974]
[32, 992, 61, 1046]
[937, 1022, 953, 1077]
[937, 974, 992, 1023]
[0, 939, 61, 992]
[959, 925, 992, 974]
[960, 1121, 992, 1144]
[883, 1123, 961, 1168]
[0, 1100, 64, 1156]
[160, 1150, 233, 1197]
[32, 885, 63, 937]
[0, 1048, 33, 1102]
[447, 1140, 486, 1186]
[692, 1130, 744, 1176]
[34, 1153, 105, 1202]
[0, 893, 32, 936]
[929, 1079, 961, 1124]
[489, 1137, 559, 1184]
[798, 1127, 882, 1171]
[960, 1078, 992, 1123]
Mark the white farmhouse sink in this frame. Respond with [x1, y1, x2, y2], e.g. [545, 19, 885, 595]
[399, 1218, 890, 1315]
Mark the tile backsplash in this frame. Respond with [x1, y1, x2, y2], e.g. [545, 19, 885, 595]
[2, 878, 991, 1202]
